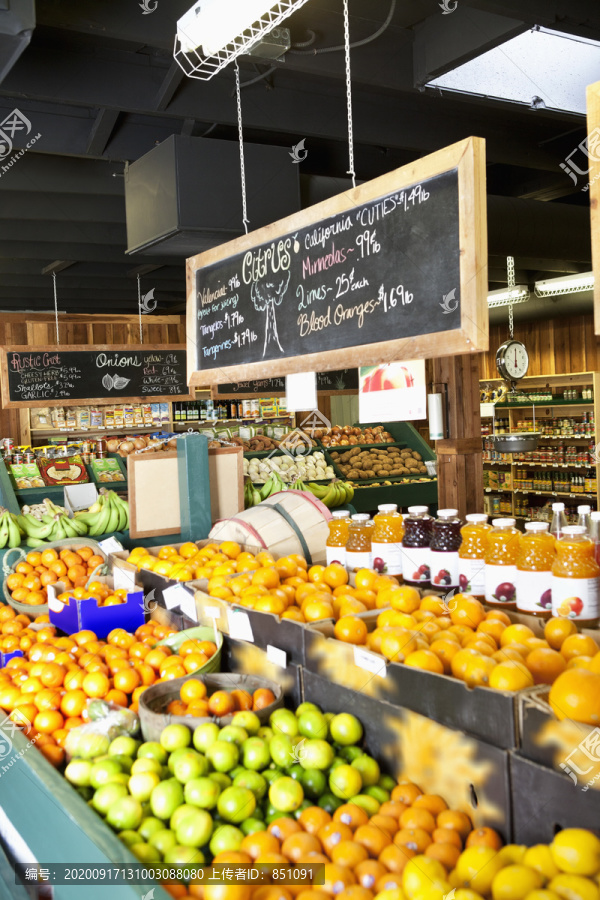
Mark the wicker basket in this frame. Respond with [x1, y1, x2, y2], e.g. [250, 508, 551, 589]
[139, 672, 283, 743]
[2, 538, 108, 616]
[156, 626, 223, 675]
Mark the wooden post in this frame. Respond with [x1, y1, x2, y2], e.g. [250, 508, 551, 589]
[587, 82, 600, 334]
[432, 353, 483, 518]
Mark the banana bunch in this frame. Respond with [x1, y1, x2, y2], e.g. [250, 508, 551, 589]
[74, 490, 129, 536]
[303, 480, 355, 508]
[18, 498, 89, 547]
[22, 500, 67, 521]
[0, 508, 25, 549]
[244, 475, 354, 509]
[244, 472, 288, 508]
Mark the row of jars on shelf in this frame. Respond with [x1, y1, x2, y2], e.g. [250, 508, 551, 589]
[327, 505, 600, 624]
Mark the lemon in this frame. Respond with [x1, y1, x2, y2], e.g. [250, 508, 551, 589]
[412, 882, 452, 900]
[454, 891, 487, 900]
[499, 846, 529, 865]
[549, 874, 600, 900]
[403, 857, 447, 898]
[492, 865, 544, 900]
[455, 847, 506, 895]
[524, 847, 562, 881]
[551, 832, 600, 877]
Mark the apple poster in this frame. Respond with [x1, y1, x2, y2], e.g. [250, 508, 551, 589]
[359, 361, 427, 423]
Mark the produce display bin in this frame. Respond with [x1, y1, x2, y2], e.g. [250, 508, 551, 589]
[303, 670, 513, 840]
[510, 753, 600, 843]
[0, 729, 171, 900]
[303, 619, 537, 749]
[222, 636, 304, 709]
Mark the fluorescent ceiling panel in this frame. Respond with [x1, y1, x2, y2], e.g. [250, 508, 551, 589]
[427, 27, 600, 115]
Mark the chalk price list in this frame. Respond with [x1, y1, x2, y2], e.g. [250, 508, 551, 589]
[195, 172, 459, 371]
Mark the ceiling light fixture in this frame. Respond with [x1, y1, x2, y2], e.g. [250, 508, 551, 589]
[487, 286, 530, 308]
[426, 26, 600, 116]
[534, 271, 595, 297]
[174, 0, 312, 81]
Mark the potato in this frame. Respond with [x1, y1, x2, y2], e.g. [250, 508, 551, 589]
[412, 452, 422, 460]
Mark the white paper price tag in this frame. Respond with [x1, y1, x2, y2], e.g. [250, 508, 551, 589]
[267, 645, 287, 668]
[205, 606, 222, 620]
[47, 584, 65, 612]
[227, 609, 254, 642]
[163, 584, 190, 611]
[114, 567, 136, 591]
[353, 646, 387, 679]
[179, 591, 198, 622]
[99, 537, 124, 554]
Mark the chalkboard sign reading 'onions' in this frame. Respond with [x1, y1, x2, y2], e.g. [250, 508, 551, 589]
[0, 346, 191, 407]
[187, 139, 488, 385]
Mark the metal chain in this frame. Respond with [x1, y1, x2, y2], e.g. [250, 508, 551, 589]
[343, 0, 356, 189]
[235, 61, 250, 234]
[52, 272, 60, 345]
[507, 255, 515, 339]
[137, 273, 143, 344]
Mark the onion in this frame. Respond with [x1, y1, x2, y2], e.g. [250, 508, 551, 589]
[167, 437, 178, 449]
[119, 440, 135, 455]
[132, 437, 146, 451]
[106, 438, 120, 453]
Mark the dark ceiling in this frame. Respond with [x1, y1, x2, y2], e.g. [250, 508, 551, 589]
[0, 0, 598, 316]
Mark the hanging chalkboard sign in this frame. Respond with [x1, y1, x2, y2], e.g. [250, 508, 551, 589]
[0, 345, 193, 408]
[187, 138, 488, 386]
[216, 369, 358, 396]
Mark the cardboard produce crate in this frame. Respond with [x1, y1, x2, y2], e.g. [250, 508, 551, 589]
[510, 753, 600, 843]
[303, 617, 537, 749]
[303, 670, 513, 840]
[519, 685, 600, 789]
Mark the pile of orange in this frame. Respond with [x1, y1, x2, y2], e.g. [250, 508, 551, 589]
[163, 779, 505, 900]
[62, 581, 131, 607]
[127, 541, 248, 583]
[328, 587, 600, 697]
[167, 681, 277, 718]
[0, 614, 220, 766]
[6, 546, 105, 606]
[0, 604, 46, 656]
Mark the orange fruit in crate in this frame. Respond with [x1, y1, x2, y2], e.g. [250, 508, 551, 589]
[525, 648, 567, 684]
[500, 624, 536, 646]
[549, 668, 600, 724]
[323, 563, 349, 589]
[252, 688, 276, 710]
[560, 634, 600, 661]
[404, 650, 444, 675]
[208, 690, 235, 717]
[465, 827, 503, 850]
[231, 690, 253, 711]
[544, 616, 578, 649]
[334, 616, 368, 645]
[180, 679, 207, 704]
[489, 660, 534, 692]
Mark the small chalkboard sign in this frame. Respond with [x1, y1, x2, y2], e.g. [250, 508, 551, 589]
[187, 138, 488, 386]
[216, 369, 358, 396]
[0, 345, 193, 408]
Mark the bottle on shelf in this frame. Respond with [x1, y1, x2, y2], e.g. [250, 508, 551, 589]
[551, 525, 600, 626]
[550, 502, 568, 539]
[577, 504, 591, 533]
[458, 514, 491, 598]
[326, 511, 351, 567]
[370, 504, 404, 577]
[589, 512, 600, 567]
[430, 509, 462, 590]
[515, 522, 555, 618]
[484, 518, 521, 609]
[345, 514, 372, 574]
[401, 506, 433, 587]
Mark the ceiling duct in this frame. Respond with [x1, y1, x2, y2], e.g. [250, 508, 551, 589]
[0, 0, 35, 85]
[125, 135, 300, 257]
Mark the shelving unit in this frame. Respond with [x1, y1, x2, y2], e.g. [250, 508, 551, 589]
[480, 372, 600, 520]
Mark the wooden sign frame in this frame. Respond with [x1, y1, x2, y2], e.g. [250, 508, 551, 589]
[128, 451, 181, 538]
[208, 446, 244, 522]
[186, 137, 488, 386]
[0, 344, 194, 408]
[588, 82, 600, 334]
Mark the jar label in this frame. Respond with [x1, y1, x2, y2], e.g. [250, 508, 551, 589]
[485, 564, 517, 604]
[516, 569, 552, 613]
[326, 546, 346, 566]
[346, 550, 372, 573]
[552, 576, 600, 621]
[402, 546, 431, 584]
[430, 550, 460, 588]
[371, 542, 403, 576]
[458, 557, 486, 596]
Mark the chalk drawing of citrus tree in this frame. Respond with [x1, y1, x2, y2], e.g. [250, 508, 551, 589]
[251, 270, 291, 357]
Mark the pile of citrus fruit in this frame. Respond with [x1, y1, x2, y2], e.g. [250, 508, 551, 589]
[330, 587, 600, 705]
[0, 604, 47, 656]
[127, 542, 251, 583]
[6, 545, 106, 606]
[167, 682, 277, 719]
[0, 613, 219, 766]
